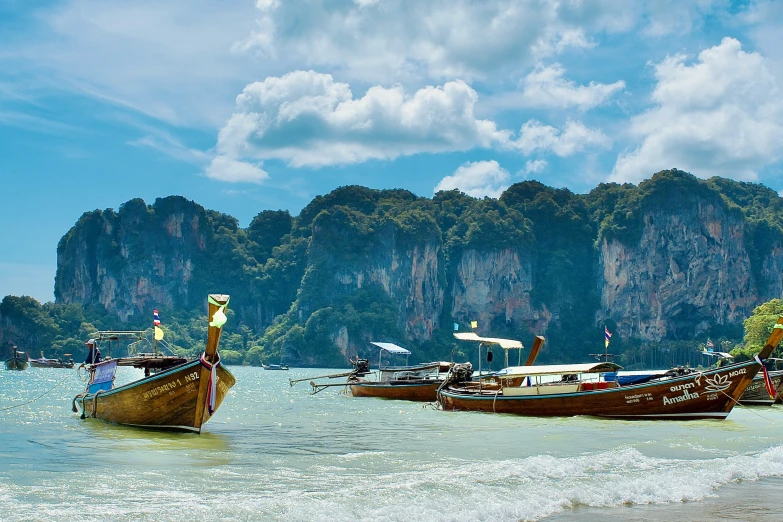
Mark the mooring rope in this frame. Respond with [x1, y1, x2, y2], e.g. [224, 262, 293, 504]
[718, 388, 780, 422]
[0, 372, 74, 412]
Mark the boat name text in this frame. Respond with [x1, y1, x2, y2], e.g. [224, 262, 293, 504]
[663, 389, 699, 406]
[143, 372, 199, 400]
[669, 382, 695, 392]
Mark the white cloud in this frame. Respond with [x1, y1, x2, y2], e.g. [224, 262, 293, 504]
[611, 37, 783, 183]
[233, 1, 655, 84]
[642, 0, 723, 37]
[519, 63, 625, 110]
[434, 160, 510, 198]
[482, 62, 625, 114]
[523, 159, 548, 175]
[206, 156, 269, 184]
[5, 1, 260, 126]
[506, 119, 611, 157]
[234, 1, 728, 85]
[127, 132, 210, 165]
[214, 70, 508, 168]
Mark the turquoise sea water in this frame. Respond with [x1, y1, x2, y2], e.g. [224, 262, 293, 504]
[2, 366, 783, 521]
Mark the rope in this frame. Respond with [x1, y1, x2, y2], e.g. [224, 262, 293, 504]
[0, 372, 74, 412]
[200, 352, 221, 415]
[718, 388, 780, 423]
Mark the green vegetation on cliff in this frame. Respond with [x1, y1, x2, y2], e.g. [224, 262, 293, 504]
[5, 170, 783, 368]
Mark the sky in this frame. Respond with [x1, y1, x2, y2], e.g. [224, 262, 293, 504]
[1, 0, 782, 303]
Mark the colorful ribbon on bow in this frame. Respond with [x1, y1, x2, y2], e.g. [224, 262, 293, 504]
[200, 352, 221, 415]
[754, 355, 777, 400]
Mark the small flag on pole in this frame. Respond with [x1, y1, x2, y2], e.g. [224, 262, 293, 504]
[153, 309, 163, 340]
[453, 323, 459, 331]
[604, 326, 612, 348]
[470, 321, 478, 329]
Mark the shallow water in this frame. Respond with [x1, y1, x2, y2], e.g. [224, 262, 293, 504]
[2, 366, 783, 521]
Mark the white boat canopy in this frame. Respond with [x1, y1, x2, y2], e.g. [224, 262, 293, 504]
[494, 362, 621, 377]
[702, 350, 733, 359]
[612, 370, 670, 376]
[370, 342, 411, 355]
[453, 332, 523, 349]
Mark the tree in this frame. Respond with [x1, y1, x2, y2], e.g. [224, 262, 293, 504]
[732, 299, 783, 361]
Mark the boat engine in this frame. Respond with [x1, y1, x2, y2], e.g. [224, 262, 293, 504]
[444, 362, 473, 385]
[353, 358, 371, 376]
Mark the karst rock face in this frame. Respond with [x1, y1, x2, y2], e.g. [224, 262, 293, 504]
[54, 196, 283, 326]
[56, 197, 207, 321]
[599, 200, 756, 341]
[53, 172, 783, 363]
[302, 210, 445, 357]
[450, 248, 552, 333]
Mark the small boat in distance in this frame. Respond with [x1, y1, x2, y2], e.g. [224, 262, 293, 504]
[72, 294, 236, 433]
[4, 346, 29, 371]
[29, 351, 75, 369]
[438, 318, 783, 420]
[262, 364, 289, 370]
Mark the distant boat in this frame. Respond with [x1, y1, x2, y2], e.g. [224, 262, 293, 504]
[262, 364, 289, 370]
[4, 347, 29, 371]
[29, 351, 75, 369]
[72, 294, 236, 433]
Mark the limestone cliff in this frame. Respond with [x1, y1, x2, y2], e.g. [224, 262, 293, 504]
[47, 171, 783, 366]
[599, 202, 756, 340]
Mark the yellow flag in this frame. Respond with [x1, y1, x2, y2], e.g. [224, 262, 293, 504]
[471, 321, 478, 329]
[154, 326, 164, 341]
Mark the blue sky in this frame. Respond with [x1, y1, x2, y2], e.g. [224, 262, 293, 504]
[2, 0, 783, 303]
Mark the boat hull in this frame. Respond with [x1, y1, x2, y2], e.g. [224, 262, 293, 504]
[5, 357, 29, 371]
[738, 370, 783, 406]
[30, 360, 74, 369]
[439, 360, 759, 420]
[75, 360, 235, 432]
[350, 380, 441, 401]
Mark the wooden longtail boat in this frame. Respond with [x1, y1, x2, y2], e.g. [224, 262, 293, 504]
[346, 342, 450, 402]
[302, 342, 450, 401]
[72, 294, 235, 433]
[610, 354, 783, 406]
[29, 351, 75, 369]
[438, 318, 783, 420]
[4, 347, 29, 371]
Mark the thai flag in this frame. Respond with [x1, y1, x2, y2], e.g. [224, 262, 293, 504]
[153, 309, 161, 326]
[604, 326, 612, 348]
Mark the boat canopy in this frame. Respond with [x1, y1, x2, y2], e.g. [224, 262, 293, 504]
[494, 362, 621, 376]
[453, 332, 523, 349]
[370, 342, 411, 355]
[702, 350, 733, 359]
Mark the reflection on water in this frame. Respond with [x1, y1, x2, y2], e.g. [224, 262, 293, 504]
[2, 366, 783, 521]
